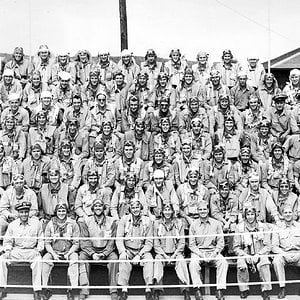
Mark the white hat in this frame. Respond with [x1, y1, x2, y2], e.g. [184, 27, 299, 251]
[249, 171, 259, 182]
[40, 91, 52, 99]
[121, 49, 132, 57]
[8, 93, 20, 101]
[153, 169, 165, 179]
[290, 69, 300, 76]
[58, 71, 71, 81]
[3, 69, 14, 77]
[58, 50, 69, 56]
[247, 53, 259, 60]
[237, 71, 248, 78]
[38, 45, 49, 52]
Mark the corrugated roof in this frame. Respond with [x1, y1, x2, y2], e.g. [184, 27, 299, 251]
[263, 47, 300, 69]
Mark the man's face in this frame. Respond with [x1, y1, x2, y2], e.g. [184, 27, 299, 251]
[88, 175, 98, 187]
[220, 98, 229, 109]
[161, 121, 170, 133]
[291, 74, 300, 85]
[42, 97, 51, 107]
[154, 153, 164, 164]
[154, 175, 164, 188]
[249, 98, 259, 110]
[14, 179, 25, 190]
[159, 77, 168, 87]
[245, 210, 256, 224]
[189, 101, 199, 113]
[40, 50, 49, 61]
[19, 209, 30, 223]
[94, 148, 105, 160]
[160, 101, 169, 113]
[188, 173, 199, 186]
[220, 186, 229, 198]
[122, 55, 131, 65]
[10, 99, 20, 111]
[224, 120, 234, 131]
[115, 75, 124, 86]
[32, 74, 41, 87]
[102, 124, 112, 136]
[223, 54, 232, 64]
[259, 126, 269, 136]
[79, 52, 88, 63]
[60, 79, 69, 89]
[97, 95, 107, 108]
[130, 202, 142, 217]
[163, 206, 173, 220]
[240, 153, 250, 164]
[238, 76, 247, 87]
[198, 205, 209, 219]
[279, 182, 289, 195]
[129, 100, 139, 112]
[4, 75, 13, 85]
[58, 55, 68, 65]
[249, 179, 259, 191]
[135, 123, 144, 135]
[214, 152, 224, 163]
[56, 208, 67, 220]
[184, 74, 193, 85]
[191, 123, 201, 135]
[283, 207, 293, 222]
[248, 59, 258, 68]
[68, 122, 77, 134]
[126, 177, 135, 189]
[61, 145, 71, 157]
[265, 77, 273, 87]
[273, 148, 283, 160]
[147, 54, 156, 64]
[90, 75, 99, 86]
[14, 50, 23, 62]
[5, 119, 15, 130]
[211, 76, 220, 86]
[198, 55, 207, 65]
[93, 203, 104, 216]
[124, 145, 134, 160]
[171, 52, 180, 63]
[275, 100, 285, 111]
[182, 144, 192, 157]
[138, 76, 147, 86]
[49, 172, 60, 184]
[99, 53, 109, 63]
[31, 148, 42, 160]
[73, 98, 82, 111]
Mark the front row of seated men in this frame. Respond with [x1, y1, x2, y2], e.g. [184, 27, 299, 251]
[0, 198, 298, 300]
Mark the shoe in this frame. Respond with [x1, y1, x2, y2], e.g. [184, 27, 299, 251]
[79, 295, 86, 300]
[67, 289, 74, 300]
[240, 290, 249, 299]
[33, 291, 42, 300]
[41, 289, 52, 300]
[195, 289, 204, 300]
[183, 290, 191, 300]
[111, 292, 118, 300]
[278, 287, 286, 299]
[120, 291, 128, 300]
[216, 289, 225, 300]
[154, 290, 160, 300]
[262, 290, 270, 300]
[145, 291, 153, 300]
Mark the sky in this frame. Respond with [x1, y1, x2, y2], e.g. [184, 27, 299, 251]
[0, 0, 299, 65]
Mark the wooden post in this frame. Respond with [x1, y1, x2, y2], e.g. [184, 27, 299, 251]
[119, 0, 128, 50]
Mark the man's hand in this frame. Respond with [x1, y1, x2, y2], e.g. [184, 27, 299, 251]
[132, 254, 140, 265]
[52, 253, 60, 261]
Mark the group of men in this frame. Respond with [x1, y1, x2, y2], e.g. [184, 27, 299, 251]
[0, 45, 300, 300]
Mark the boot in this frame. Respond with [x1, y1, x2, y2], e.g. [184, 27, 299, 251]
[216, 289, 225, 300]
[145, 291, 153, 300]
[240, 290, 249, 299]
[66, 289, 74, 300]
[183, 290, 191, 300]
[195, 288, 203, 300]
[153, 290, 160, 300]
[33, 291, 41, 300]
[262, 290, 270, 300]
[111, 292, 118, 300]
[41, 289, 52, 300]
[120, 291, 128, 300]
[278, 287, 286, 299]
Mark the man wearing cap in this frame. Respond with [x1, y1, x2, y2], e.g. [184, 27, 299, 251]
[51, 51, 76, 86]
[177, 166, 210, 227]
[141, 49, 163, 90]
[244, 55, 265, 90]
[142, 147, 174, 190]
[52, 71, 78, 110]
[42, 203, 79, 300]
[0, 173, 38, 236]
[114, 140, 144, 188]
[116, 199, 153, 300]
[75, 169, 111, 222]
[32, 45, 55, 85]
[189, 200, 228, 300]
[74, 50, 93, 86]
[268, 92, 299, 143]
[230, 71, 255, 112]
[233, 203, 272, 300]
[0, 69, 22, 110]
[153, 203, 191, 300]
[117, 49, 140, 85]
[0, 201, 43, 300]
[205, 70, 230, 107]
[272, 204, 300, 299]
[93, 51, 118, 83]
[79, 198, 118, 300]
[192, 51, 211, 86]
[145, 169, 179, 220]
[238, 171, 279, 224]
[82, 140, 115, 189]
[282, 69, 300, 106]
[173, 137, 202, 187]
[1, 92, 30, 132]
[111, 171, 147, 220]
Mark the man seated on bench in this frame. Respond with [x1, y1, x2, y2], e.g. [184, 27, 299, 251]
[42, 203, 80, 300]
[272, 204, 300, 299]
[0, 201, 44, 300]
[78, 198, 118, 300]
